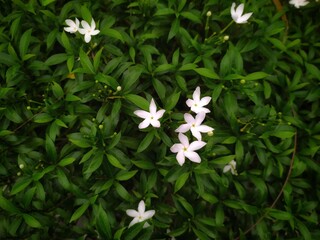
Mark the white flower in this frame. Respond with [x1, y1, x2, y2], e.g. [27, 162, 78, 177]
[186, 86, 212, 114]
[230, 3, 253, 24]
[134, 98, 165, 129]
[126, 200, 155, 228]
[170, 133, 206, 166]
[64, 18, 80, 33]
[223, 160, 238, 175]
[175, 112, 214, 140]
[78, 19, 100, 43]
[289, 0, 309, 8]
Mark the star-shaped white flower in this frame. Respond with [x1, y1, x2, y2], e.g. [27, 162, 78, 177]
[175, 112, 214, 140]
[223, 160, 238, 175]
[186, 86, 211, 114]
[289, 0, 309, 8]
[126, 200, 155, 228]
[134, 98, 165, 129]
[78, 19, 100, 43]
[170, 133, 206, 166]
[230, 3, 253, 24]
[64, 18, 80, 33]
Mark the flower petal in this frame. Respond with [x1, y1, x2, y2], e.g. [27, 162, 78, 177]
[150, 119, 161, 128]
[175, 123, 190, 133]
[81, 20, 90, 29]
[170, 143, 183, 153]
[90, 19, 96, 29]
[199, 96, 211, 107]
[197, 125, 214, 133]
[178, 133, 189, 147]
[184, 113, 195, 124]
[128, 217, 139, 228]
[139, 119, 151, 129]
[223, 165, 231, 173]
[138, 200, 145, 214]
[188, 140, 206, 151]
[238, 12, 253, 23]
[154, 109, 165, 119]
[193, 86, 201, 102]
[134, 110, 150, 119]
[236, 3, 244, 17]
[149, 98, 157, 115]
[190, 128, 202, 140]
[176, 151, 185, 166]
[84, 34, 91, 43]
[143, 210, 155, 220]
[195, 112, 205, 125]
[91, 29, 100, 35]
[78, 28, 86, 35]
[186, 99, 194, 108]
[231, 2, 236, 17]
[126, 209, 138, 217]
[184, 151, 201, 163]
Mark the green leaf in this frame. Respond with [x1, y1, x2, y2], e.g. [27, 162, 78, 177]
[33, 113, 53, 123]
[114, 182, 131, 200]
[79, 48, 95, 74]
[11, 177, 33, 195]
[83, 151, 104, 178]
[95, 204, 112, 239]
[45, 53, 68, 66]
[194, 68, 219, 79]
[19, 28, 32, 60]
[153, 78, 166, 100]
[0, 194, 21, 214]
[244, 72, 269, 81]
[52, 81, 64, 99]
[268, 208, 292, 220]
[168, 18, 180, 41]
[137, 131, 155, 153]
[154, 63, 175, 73]
[22, 214, 42, 228]
[131, 160, 155, 170]
[68, 133, 91, 148]
[107, 154, 126, 170]
[174, 172, 189, 193]
[100, 27, 124, 43]
[179, 63, 197, 71]
[122, 65, 144, 91]
[116, 170, 138, 181]
[58, 157, 76, 167]
[94, 47, 103, 72]
[213, 155, 235, 165]
[81, 5, 92, 23]
[126, 94, 149, 111]
[165, 91, 180, 111]
[70, 202, 90, 223]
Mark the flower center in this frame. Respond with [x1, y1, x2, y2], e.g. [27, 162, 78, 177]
[183, 147, 187, 152]
[191, 123, 195, 127]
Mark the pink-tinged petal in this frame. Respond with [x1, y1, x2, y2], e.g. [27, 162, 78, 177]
[238, 12, 252, 23]
[223, 165, 231, 173]
[186, 99, 194, 108]
[154, 109, 165, 119]
[134, 110, 150, 119]
[184, 113, 195, 124]
[138, 200, 145, 214]
[139, 119, 151, 129]
[193, 87, 201, 102]
[199, 96, 211, 106]
[236, 3, 244, 16]
[176, 151, 185, 166]
[178, 133, 189, 147]
[143, 210, 155, 220]
[126, 209, 138, 217]
[188, 140, 206, 151]
[90, 19, 96, 29]
[84, 34, 91, 43]
[149, 98, 157, 115]
[128, 217, 139, 227]
[150, 119, 161, 128]
[195, 112, 206, 125]
[190, 128, 202, 140]
[231, 2, 236, 16]
[170, 143, 183, 153]
[175, 123, 190, 133]
[81, 20, 90, 29]
[197, 125, 214, 133]
[185, 151, 201, 163]
[91, 29, 100, 35]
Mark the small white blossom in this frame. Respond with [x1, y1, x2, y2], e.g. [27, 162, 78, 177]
[230, 3, 253, 24]
[170, 133, 206, 166]
[175, 112, 214, 140]
[289, 0, 309, 8]
[126, 200, 155, 228]
[64, 18, 80, 33]
[186, 86, 212, 114]
[223, 160, 238, 175]
[134, 98, 165, 129]
[78, 19, 100, 43]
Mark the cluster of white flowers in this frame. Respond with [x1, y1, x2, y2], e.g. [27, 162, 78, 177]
[64, 18, 100, 43]
[170, 87, 213, 166]
[289, 0, 309, 8]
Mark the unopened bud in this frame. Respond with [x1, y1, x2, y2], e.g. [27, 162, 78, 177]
[240, 79, 246, 84]
[19, 164, 24, 169]
[206, 11, 212, 17]
[116, 86, 122, 91]
[26, 106, 31, 110]
[98, 124, 103, 129]
[223, 35, 229, 41]
[207, 131, 214, 136]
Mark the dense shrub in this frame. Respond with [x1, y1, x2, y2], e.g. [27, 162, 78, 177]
[1, 0, 320, 239]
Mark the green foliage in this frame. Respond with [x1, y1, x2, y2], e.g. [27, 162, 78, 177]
[0, 0, 320, 239]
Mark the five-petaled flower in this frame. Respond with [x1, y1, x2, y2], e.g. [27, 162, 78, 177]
[289, 0, 309, 8]
[78, 19, 100, 43]
[64, 18, 80, 33]
[223, 160, 238, 175]
[175, 112, 214, 140]
[170, 133, 206, 166]
[126, 200, 155, 228]
[186, 86, 212, 114]
[134, 98, 165, 129]
[230, 2, 253, 24]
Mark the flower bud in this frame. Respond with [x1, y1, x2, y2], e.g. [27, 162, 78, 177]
[116, 86, 122, 91]
[207, 131, 214, 136]
[19, 164, 24, 169]
[98, 124, 103, 129]
[26, 106, 31, 110]
[240, 79, 246, 84]
[223, 35, 229, 41]
[206, 11, 212, 17]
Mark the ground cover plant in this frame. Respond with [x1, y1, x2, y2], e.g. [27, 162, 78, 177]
[0, 0, 320, 239]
